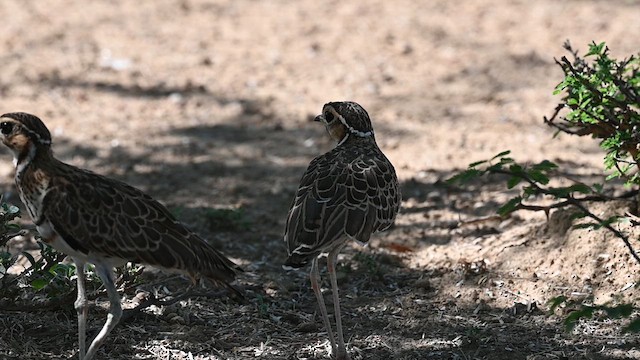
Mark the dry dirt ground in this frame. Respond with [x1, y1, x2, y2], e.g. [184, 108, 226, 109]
[0, 1, 639, 359]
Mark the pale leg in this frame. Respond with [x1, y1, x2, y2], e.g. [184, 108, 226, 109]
[310, 257, 337, 357]
[84, 264, 122, 360]
[327, 246, 349, 360]
[74, 260, 88, 360]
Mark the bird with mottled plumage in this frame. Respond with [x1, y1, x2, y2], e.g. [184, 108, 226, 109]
[0, 112, 242, 360]
[284, 101, 401, 360]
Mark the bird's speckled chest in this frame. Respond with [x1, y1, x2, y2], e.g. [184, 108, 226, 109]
[15, 165, 51, 225]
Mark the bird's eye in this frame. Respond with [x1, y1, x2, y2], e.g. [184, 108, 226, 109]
[325, 112, 335, 122]
[0, 122, 14, 135]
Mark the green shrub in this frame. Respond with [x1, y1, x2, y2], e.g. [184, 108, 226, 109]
[450, 41, 640, 332]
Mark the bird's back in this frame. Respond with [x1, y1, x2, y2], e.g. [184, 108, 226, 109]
[20, 159, 241, 284]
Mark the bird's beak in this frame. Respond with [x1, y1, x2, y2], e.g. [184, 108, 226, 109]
[314, 115, 324, 123]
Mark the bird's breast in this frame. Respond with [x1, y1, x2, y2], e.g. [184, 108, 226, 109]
[16, 169, 51, 225]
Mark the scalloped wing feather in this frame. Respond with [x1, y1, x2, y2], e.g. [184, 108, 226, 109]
[284, 141, 401, 268]
[42, 167, 240, 283]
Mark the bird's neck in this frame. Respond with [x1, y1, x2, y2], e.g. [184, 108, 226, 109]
[15, 143, 53, 179]
[336, 132, 376, 147]
[13, 144, 55, 227]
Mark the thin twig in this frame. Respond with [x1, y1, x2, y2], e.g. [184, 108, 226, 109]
[566, 197, 640, 264]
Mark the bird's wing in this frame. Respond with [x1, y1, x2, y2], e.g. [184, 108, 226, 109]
[284, 147, 400, 267]
[41, 169, 240, 283]
[367, 152, 401, 232]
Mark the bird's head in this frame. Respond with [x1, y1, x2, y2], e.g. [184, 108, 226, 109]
[0, 112, 52, 164]
[314, 101, 374, 145]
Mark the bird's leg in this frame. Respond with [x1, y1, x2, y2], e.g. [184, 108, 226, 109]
[84, 265, 122, 360]
[327, 246, 349, 360]
[310, 257, 337, 357]
[74, 261, 88, 360]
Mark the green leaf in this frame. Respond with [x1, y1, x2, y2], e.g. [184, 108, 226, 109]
[565, 307, 594, 331]
[548, 184, 593, 197]
[532, 160, 558, 172]
[553, 80, 570, 94]
[496, 157, 515, 166]
[6, 223, 20, 231]
[468, 160, 488, 168]
[522, 185, 539, 198]
[572, 222, 601, 230]
[528, 170, 550, 185]
[491, 150, 511, 160]
[623, 318, 640, 333]
[447, 169, 483, 184]
[507, 176, 522, 189]
[50, 263, 74, 278]
[548, 295, 568, 312]
[592, 183, 604, 193]
[584, 41, 605, 57]
[31, 278, 50, 290]
[508, 164, 524, 175]
[572, 216, 621, 230]
[567, 184, 593, 194]
[497, 197, 522, 217]
[606, 173, 619, 181]
[603, 304, 633, 319]
[570, 212, 589, 220]
[547, 187, 571, 197]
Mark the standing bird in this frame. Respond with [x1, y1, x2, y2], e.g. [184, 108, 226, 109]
[284, 102, 401, 360]
[0, 112, 242, 360]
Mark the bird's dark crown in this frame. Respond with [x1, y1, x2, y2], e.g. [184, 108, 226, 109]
[320, 101, 374, 137]
[0, 112, 52, 146]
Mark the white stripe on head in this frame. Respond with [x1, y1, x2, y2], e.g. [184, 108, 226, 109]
[336, 113, 374, 137]
[337, 131, 350, 145]
[23, 126, 51, 145]
[0, 115, 52, 146]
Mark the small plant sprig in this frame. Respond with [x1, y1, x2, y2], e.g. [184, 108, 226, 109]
[449, 150, 640, 332]
[0, 199, 79, 300]
[21, 241, 75, 294]
[448, 151, 640, 264]
[450, 41, 640, 333]
[545, 41, 640, 184]
[549, 296, 640, 333]
[0, 201, 23, 285]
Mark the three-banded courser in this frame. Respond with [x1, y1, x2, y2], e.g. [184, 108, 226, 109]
[0, 112, 242, 360]
[284, 102, 401, 360]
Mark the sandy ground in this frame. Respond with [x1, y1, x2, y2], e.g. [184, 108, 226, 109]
[0, 0, 639, 359]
